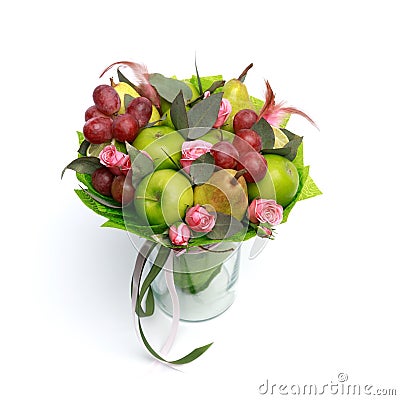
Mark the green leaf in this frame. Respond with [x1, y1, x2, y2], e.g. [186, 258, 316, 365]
[189, 75, 223, 94]
[282, 136, 303, 161]
[280, 128, 300, 141]
[61, 156, 102, 179]
[77, 139, 90, 156]
[297, 174, 323, 201]
[136, 245, 170, 317]
[188, 92, 223, 129]
[292, 141, 304, 170]
[281, 165, 319, 223]
[126, 142, 154, 187]
[149, 73, 192, 102]
[173, 254, 223, 294]
[186, 127, 214, 140]
[170, 91, 189, 130]
[76, 131, 85, 145]
[250, 96, 264, 111]
[252, 118, 275, 149]
[79, 185, 122, 208]
[260, 128, 303, 161]
[101, 219, 127, 230]
[261, 147, 292, 157]
[194, 56, 203, 95]
[206, 213, 244, 240]
[138, 319, 213, 365]
[75, 189, 124, 221]
[133, 241, 213, 365]
[74, 186, 166, 239]
[190, 152, 215, 185]
[117, 67, 136, 89]
[124, 93, 134, 109]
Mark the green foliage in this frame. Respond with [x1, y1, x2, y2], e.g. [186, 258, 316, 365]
[170, 91, 189, 130]
[71, 79, 321, 246]
[149, 73, 192, 102]
[190, 152, 215, 185]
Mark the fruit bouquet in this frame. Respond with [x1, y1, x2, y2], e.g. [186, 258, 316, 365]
[62, 60, 321, 365]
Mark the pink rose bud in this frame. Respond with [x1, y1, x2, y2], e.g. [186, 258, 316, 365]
[99, 145, 131, 176]
[204, 91, 232, 128]
[185, 204, 216, 233]
[257, 225, 273, 238]
[180, 140, 212, 172]
[248, 198, 283, 226]
[168, 222, 191, 246]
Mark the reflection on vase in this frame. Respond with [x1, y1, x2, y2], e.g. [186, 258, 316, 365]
[151, 242, 241, 322]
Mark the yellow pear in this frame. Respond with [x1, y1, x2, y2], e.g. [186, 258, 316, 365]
[111, 81, 160, 123]
[193, 169, 248, 221]
[222, 79, 255, 132]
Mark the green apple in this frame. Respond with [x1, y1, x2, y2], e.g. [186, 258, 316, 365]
[134, 169, 193, 227]
[247, 170, 276, 203]
[160, 97, 171, 116]
[247, 154, 299, 207]
[132, 126, 184, 170]
[199, 129, 235, 145]
[182, 80, 200, 101]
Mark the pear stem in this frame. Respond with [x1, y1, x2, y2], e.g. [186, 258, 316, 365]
[234, 169, 247, 180]
[238, 63, 254, 82]
[110, 77, 116, 87]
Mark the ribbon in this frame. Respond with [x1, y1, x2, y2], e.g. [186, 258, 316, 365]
[160, 251, 180, 356]
[131, 241, 213, 365]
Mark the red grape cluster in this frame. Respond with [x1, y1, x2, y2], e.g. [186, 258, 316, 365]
[210, 108, 267, 183]
[91, 167, 135, 205]
[83, 84, 153, 144]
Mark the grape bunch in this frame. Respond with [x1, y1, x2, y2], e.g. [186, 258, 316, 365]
[91, 167, 135, 205]
[210, 108, 267, 183]
[83, 84, 152, 144]
[82, 82, 155, 205]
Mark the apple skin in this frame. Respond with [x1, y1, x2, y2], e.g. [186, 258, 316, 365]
[183, 80, 200, 101]
[247, 154, 299, 207]
[134, 169, 193, 227]
[132, 126, 184, 170]
[199, 129, 234, 145]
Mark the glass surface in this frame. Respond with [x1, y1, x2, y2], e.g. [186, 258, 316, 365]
[152, 242, 241, 322]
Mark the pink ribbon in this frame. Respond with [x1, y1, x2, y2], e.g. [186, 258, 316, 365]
[160, 251, 180, 356]
[131, 242, 181, 367]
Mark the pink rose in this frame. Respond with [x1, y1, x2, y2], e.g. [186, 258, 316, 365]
[185, 204, 216, 233]
[180, 140, 212, 171]
[168, 222, 191, 246]
[99, 145, 131, 176]
[248, 199, 283, 226]
[203, 91, 232, 128]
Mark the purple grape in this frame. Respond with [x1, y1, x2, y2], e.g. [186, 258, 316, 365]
[93, 85, 121, 115]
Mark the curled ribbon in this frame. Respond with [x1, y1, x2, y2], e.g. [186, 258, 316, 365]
[131, 240, 213, 365]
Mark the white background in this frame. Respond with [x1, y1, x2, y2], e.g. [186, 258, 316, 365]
[1, 0, 399, 398]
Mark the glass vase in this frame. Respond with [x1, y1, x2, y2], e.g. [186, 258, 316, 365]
[151, 242, 241, 322]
